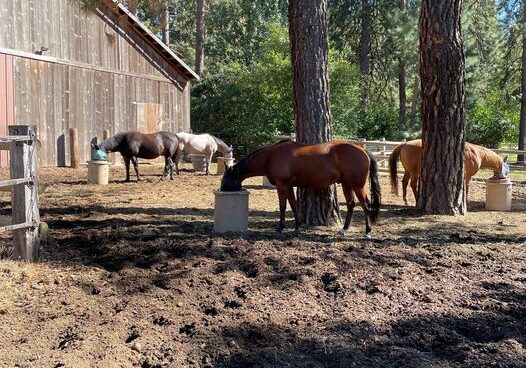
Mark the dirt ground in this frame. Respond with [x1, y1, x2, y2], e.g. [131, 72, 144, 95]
[0, 162, 525, 368]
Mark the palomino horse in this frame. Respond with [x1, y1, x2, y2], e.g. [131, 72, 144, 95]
[94, 131, 180, 182]
[175, 132, 233, 175]
[389, 139, 510, 205]
[221, 140, 381, 237]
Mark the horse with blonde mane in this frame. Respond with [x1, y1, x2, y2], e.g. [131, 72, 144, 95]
[389, 139, 509, 205]
[176, 132, 233, 175]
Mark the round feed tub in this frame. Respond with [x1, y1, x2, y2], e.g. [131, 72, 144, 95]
[214, 190, 249, 233]
[262, 176, 275, 189]
[216, 157, 235, 175]
[87, 160, 111, 185]
[190, 154, 207, 172]
[485, 177, 512, 211]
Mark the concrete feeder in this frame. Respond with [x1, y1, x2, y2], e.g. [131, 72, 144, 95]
[216, 157, 234, 175]
[262, 176, 275, 189]
[485, 177, 512, 211]
[190, 154, 207, 172]
[87, 160, 111, 185]
[214, 190, 249, 233]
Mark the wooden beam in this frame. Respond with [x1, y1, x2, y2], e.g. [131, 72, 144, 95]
[69, 128, 79, 168]
[9, 125, 40, 261]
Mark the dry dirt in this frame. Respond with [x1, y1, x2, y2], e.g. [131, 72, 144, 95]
[0, 163, 525, 368]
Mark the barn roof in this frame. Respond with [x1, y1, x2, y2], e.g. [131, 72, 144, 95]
[101, 0, 199, 81]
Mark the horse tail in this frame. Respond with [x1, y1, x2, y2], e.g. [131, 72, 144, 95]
[388, 143, 404, 196]
[366, 150, 381, 224]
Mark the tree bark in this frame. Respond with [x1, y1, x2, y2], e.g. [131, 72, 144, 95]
[358, 0, 372, 108]
[127, 0, 138, 16]
[518, 0, 526, 163]
[195, 0, 206, 77]
[288, 0, 341, 227]
[160, 4, 170, 45]
[417, 0, 466, 215]
[398, 0, 406, 130]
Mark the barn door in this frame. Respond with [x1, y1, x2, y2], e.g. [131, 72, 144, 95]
[0, 54, 14, 167]
[134, 103, 163, 133]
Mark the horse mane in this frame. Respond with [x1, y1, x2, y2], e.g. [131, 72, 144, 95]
[212, 135, 229, 149]
[247, 139, 291, 160]
[472, 143, 502, 172]
[102, 132, 127, 152]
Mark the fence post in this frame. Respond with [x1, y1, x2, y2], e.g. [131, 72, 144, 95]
[103, 129, 110, 141]
[69, 128, 79, 168]
[9, 125, 40, 261]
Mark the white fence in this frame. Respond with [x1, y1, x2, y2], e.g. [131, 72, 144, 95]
[0, 125, 40, 261]
[351, 139, 526, 179]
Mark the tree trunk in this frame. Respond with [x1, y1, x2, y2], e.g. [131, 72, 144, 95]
[417, 0, 466, 215]
[127, 0, 138, 16]
[358, 0, 372, 108]
[160, 4, 170, 45]
[195, 0, 206, 76]
[398, 0, 406, 130]
[288, 0, 341, 227]
[518, 0, 526, 163]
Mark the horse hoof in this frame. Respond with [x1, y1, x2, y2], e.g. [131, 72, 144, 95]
[276, 227, 284, 233]
[365, 233, 372, 239]
[338, 229, 346, 236]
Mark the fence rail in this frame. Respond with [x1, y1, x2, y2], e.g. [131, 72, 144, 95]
[350, 139, 526, 178]
[0, 125, 41, 261]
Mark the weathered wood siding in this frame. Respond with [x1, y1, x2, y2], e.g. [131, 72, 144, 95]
[0, 0, 192, 166]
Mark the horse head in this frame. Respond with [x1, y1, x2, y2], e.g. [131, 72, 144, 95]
[224, 145, 234, 159]
[220, 162, 243, 191]
[496, 156, 510, 179]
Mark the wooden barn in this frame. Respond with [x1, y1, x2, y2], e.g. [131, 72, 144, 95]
[0, 0, 198, 167]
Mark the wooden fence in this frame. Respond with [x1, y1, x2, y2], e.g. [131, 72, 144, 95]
[351, 139, 526, 179]
[0, 125, 40, 261]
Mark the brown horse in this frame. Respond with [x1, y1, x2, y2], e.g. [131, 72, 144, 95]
[221, 140, 381, 236]
[389, 139, 509, 205]
[94, 131, 180, 182]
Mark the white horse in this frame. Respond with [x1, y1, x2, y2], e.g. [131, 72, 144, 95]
[175, 132, 233, 175]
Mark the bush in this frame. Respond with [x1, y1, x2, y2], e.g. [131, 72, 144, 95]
[466, 93, 518, 148]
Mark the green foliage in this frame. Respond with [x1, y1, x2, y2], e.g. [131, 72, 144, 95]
[467, 92, 519, 148]
[191, 24, 292, 150]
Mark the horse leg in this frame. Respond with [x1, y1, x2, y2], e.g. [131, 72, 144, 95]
[339, 183, 356, 236]
[172, 152, 179, 175]
[410, 176, 418, 204]
[402, 171, 410, 206]
[168, 157, 174, 180]
[276, 185, 288, 233]
[286, 187, 301, 230]
[353, 187, 372, 238]
[124, 156, 131, 182]
[131, 157, 141, 181]
[466, 176, 471, 201]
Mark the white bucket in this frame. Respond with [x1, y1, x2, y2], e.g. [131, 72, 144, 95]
[485, 177, 512, 211]
[87, 160, 111, 185]
[214, 190, 249, 233]
[262, 176, 275, 189]
[190, 154, 207, 172]
[216, 157, 234, 175]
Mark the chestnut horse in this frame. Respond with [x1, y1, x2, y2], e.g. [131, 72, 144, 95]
[95, 131, 180, 182]
[389, 139, 509, 205]
[221, 140, 381, 237]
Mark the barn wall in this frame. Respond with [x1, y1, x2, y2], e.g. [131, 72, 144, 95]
[0, 0, 194, 167]
[13, 57, 188, 167]
[0, 0, 184, 83]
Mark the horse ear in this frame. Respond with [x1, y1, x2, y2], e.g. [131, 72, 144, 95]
[91, 142, 98, 149]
